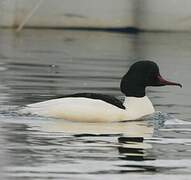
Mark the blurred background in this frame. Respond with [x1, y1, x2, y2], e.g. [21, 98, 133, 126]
[1, 0, 191, 31]
[0, 1, 191, 180]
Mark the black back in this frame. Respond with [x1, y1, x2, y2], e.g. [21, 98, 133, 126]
[58, 93, 125, 109]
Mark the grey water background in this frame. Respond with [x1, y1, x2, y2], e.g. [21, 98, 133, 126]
[0, 29, 191, 179]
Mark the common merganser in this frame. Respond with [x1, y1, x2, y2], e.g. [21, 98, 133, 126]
[20, 61, 181, 122]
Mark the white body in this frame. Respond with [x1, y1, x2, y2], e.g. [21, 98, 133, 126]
[20, 96, 155, 122]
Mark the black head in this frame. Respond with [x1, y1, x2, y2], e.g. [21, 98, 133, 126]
[120, 61, 182, 97]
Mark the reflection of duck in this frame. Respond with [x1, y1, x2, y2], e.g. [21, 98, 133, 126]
[42, 118, 155, 161]
[42, 118, 154, 137]
[20, 61, 181, 122]
[118, 136, 154, 161]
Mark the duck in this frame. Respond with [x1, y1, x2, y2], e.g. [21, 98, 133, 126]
[20, 61, 182, 122]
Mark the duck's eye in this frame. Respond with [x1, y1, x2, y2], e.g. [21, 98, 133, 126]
[146, 72, 159, 85]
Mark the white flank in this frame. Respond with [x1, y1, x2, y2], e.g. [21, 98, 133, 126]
[19, 96, 155, 122]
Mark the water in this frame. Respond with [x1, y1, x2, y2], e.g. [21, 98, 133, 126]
[0, 29, 191, 180]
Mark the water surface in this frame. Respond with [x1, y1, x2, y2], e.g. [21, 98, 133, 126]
[0, 29, 191, 179]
